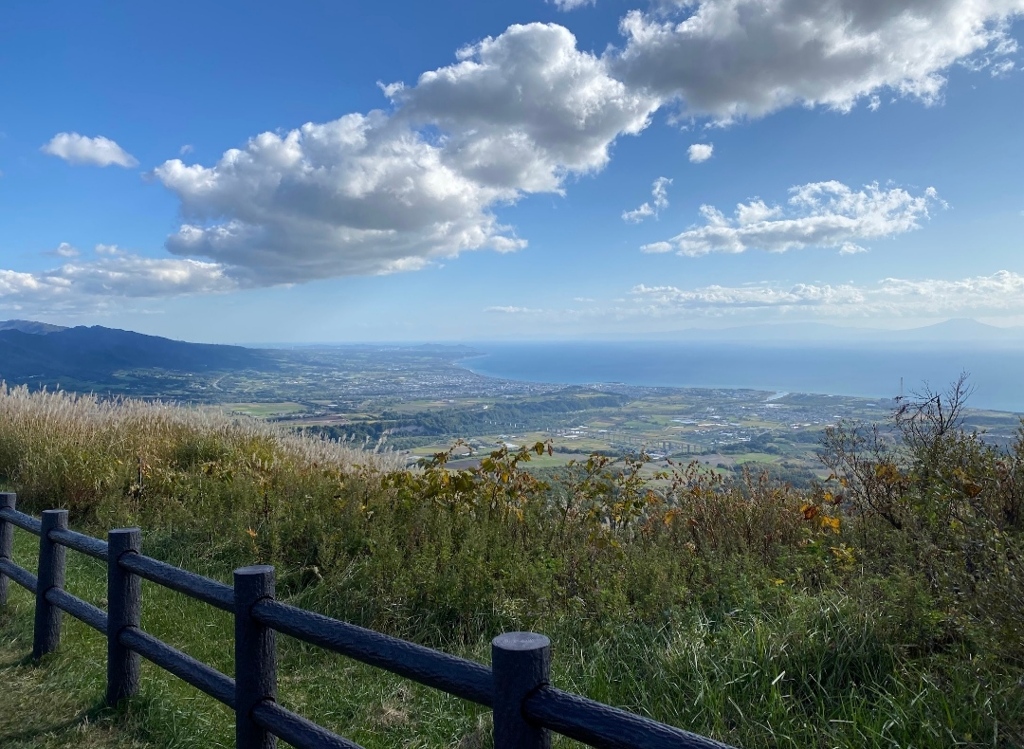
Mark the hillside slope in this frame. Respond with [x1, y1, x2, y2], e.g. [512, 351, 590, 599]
[0, 319, 67, 335]
[0, 324, 278, 383]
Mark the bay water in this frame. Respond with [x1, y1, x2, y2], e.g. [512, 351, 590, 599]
[459, 341, 1024, 413]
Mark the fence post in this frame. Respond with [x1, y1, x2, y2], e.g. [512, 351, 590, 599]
[492, 631, 551, 749]
[235, 565, 277, 749]
[0, 493, 15, 607]
[107, 527, 142, 706]
[33, 509, 68, 659]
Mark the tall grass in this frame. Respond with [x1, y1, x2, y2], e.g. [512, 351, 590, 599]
[1, 384, 1022, 747]
[0, 382, 399, 525]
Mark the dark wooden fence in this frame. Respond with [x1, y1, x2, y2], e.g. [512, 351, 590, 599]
[0, 492, 736, 749]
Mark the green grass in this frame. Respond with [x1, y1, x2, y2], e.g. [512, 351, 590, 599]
[0, 642, 147, 749]
[1, 534, 149, 749]
[5, 521, 1024, 749]
[2, 387, 1024, 748]
[1, 528, 495, 749]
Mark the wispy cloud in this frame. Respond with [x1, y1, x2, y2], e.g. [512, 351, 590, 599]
[961, 33, 1020, 76]
[548, 0, 595, 10]
[44, 242, 80, 258]
[41, 133, 138, 168]
[466, 269, 1024, 331]
[485, 305, 542, 314]
[0, 252, 237, 315]
[642, 181, 944, 256]
[628, 270, 1024, 319]
[623, 176, 672, 223]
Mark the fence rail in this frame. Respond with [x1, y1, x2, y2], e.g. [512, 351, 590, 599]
[0, 492, 737, 749]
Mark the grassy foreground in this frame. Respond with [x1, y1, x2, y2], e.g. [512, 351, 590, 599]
[1, 383, 1023, 748]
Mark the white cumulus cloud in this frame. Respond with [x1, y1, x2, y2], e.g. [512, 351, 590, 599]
[642, 181, 944, 256]
[157, 23, 660, 285]
[614, 0, 1024, 121]
[150, 4, 1022, 287]
[41, 133, 138, 168]
[688, 143, 713, 162]
[393, 23, 659, 192]
[156, 114, 523, 284]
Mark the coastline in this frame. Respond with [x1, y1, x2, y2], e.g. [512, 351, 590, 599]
[454, 341, 1024, 413]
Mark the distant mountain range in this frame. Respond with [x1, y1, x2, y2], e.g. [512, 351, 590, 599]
[0, 321, 277, 385]
[2, 317, 1020, 394]
[0, 319, 67, 335]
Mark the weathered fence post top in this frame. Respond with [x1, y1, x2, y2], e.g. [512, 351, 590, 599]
[493, 631, 551, 652]
[109, 527, 141, 551]
[492, 631, 552, 749]
[235, 564, 275, 579]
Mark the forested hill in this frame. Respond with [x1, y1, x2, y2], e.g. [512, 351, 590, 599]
[0, 323, 277, 383]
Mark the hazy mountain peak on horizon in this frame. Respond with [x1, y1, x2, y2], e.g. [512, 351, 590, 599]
[0, 319, 67, 335]
[890, 318, 1023, 342]
[916, 318, 1003, 333]
[667, 321, 879, 343]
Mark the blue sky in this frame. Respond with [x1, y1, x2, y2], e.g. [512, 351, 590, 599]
[1, 0, 1022, 343]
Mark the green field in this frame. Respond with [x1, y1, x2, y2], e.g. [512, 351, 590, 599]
[224, 402, 308, 418]
[2, 370, 1023, 748]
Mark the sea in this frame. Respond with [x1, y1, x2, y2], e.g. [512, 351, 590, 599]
[458, 341, 1024, 413]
